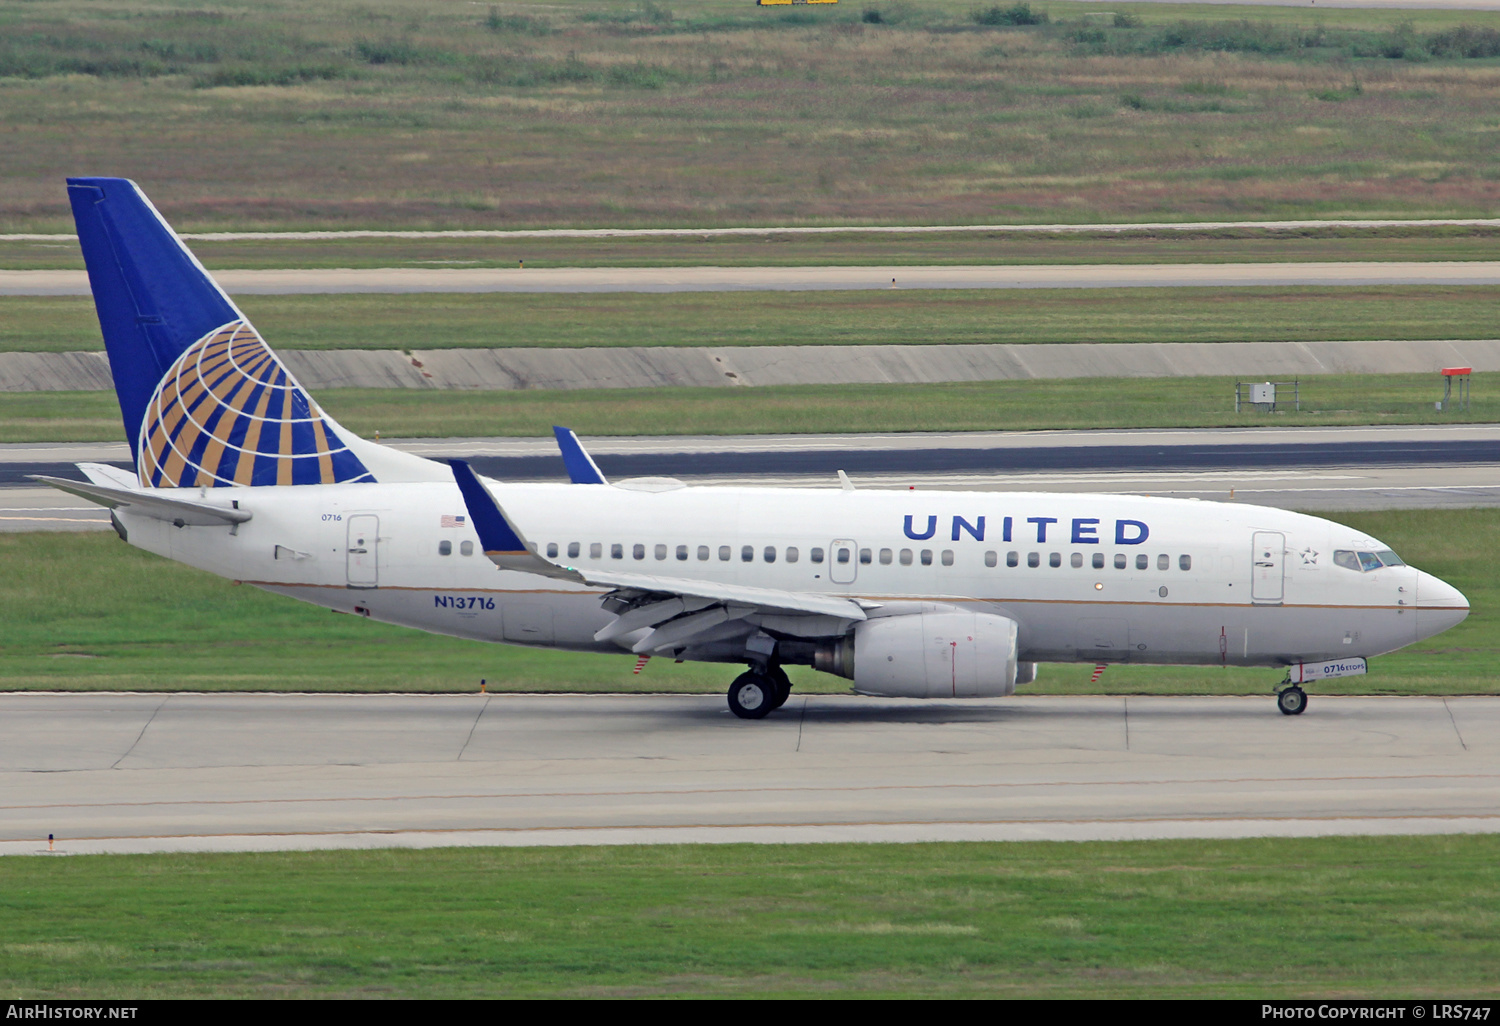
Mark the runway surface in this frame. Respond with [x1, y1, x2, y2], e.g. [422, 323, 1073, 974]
[5, 425, 1500, 529]
[4, 261, 1498, 295]
[2, 694, 1493, 856]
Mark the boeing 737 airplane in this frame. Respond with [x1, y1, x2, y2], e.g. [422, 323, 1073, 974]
[40, 178, 1471, 718]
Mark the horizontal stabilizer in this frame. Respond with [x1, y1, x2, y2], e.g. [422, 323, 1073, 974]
[553, 426, 608, 485]
[31, 475, 251, 527]
[76, 462, 140, 489]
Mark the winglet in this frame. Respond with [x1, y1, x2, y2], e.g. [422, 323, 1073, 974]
[449, 459, 581, 581]
[553, 426, 608, 485]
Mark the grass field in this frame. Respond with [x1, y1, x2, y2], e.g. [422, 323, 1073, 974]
[6, 226, 1500, 272]
[4, 0, 1500, 231]
[4, 372, 1497, 444]
[2, 836, 1496, 997]
[2, 507, 1493, 695]
[6, 285, 1499, 354]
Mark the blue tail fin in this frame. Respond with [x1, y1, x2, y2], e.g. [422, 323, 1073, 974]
[67, 177, 374, 488]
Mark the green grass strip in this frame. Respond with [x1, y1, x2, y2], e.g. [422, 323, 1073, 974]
[2, 836, 1497, 997]
[3, 509, 1494, 695]
[5, 286, 1497, 353]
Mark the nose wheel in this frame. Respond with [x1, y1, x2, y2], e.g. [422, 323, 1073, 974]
[1276, 685, 1308, 716]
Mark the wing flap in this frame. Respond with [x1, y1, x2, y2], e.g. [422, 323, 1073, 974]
[580, 568, 867, 621]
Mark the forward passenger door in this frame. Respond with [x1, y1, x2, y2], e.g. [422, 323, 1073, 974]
[1251, 531, 1284, 604]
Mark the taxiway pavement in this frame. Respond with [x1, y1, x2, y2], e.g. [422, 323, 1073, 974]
[5, 425, 1499, 528]
[5, 262, 1499, 296]
[1, 693, 1493, 856]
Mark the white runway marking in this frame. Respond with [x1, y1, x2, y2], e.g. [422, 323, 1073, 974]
[2, 694, 1495, 855]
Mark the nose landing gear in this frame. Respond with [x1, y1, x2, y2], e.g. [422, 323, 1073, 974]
[1276, 684, 1308, 716]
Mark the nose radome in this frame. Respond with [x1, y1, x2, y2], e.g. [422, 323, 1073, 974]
[1416, 570, 1469, 641]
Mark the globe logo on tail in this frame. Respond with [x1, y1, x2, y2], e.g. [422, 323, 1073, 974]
[138, 320, 372, 488]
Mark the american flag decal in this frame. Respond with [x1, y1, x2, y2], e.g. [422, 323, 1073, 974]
[441, 515, 466, 528]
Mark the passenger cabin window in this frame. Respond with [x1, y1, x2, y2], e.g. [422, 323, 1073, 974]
[1179, 554, 1191, 571]
[547, 542, 558, 558]
[1093, 553, 1105, 569]
[633, 544, 645, 560]
[880, 548, 893, 565]
[438, 540, 452, 556]
[460, 541, 474, 557]
[787, 546, 799, 563]
[568, 542, 580, 559]
[1157, 554, 1169, 570]
[921, 549, 933, 566]
[1071, 553, 1083, 568]
[836, 547, 851, 564]
[1049, 553, 1061, 568]
[676, 545, 688, 561]
[719, 545, 731, 561]
[611, 543, 623, 560]
[764, 546, 776, 563]
[698, 545, 710, 561]
[811, 547, 825, 564]
[1027, 552, 1039, 568]
[984, 551, 997, 568]
[655, 544, 667, 560]
[859, 548, 872, 565]
[742, 545, 755, 563]
[1135, 554, 1149, 570]
[941, 550, 954, 566]
[901, 549, 914, 566]
[1114, 554, 1126, 569]
[591, 543, 603, 559]
[1006, 551, 1018, 568]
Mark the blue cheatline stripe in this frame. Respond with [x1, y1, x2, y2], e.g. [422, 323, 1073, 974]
[449, 460, 529, 555]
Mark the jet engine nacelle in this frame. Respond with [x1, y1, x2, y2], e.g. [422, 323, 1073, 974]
[818, 611, 1020, 699]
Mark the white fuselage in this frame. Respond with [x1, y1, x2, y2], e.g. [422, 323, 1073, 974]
[115, 478, 1468, 670]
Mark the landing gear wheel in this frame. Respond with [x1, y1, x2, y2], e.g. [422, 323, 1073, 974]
[728, 672, 774, 720]
[1277, 686, 1308, 716]
[765, 665, 792, 711]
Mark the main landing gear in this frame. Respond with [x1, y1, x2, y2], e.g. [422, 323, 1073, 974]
[1276, 684, 1308, 716]
[727, 664, 792, 720]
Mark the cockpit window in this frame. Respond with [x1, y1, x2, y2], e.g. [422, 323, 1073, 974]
[1334, 548, 1403, 572]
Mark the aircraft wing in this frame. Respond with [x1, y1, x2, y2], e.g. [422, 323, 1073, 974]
[553, 426, 608, 485]
[31, 474, 252, 527]
[449, 459, 866, 653]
